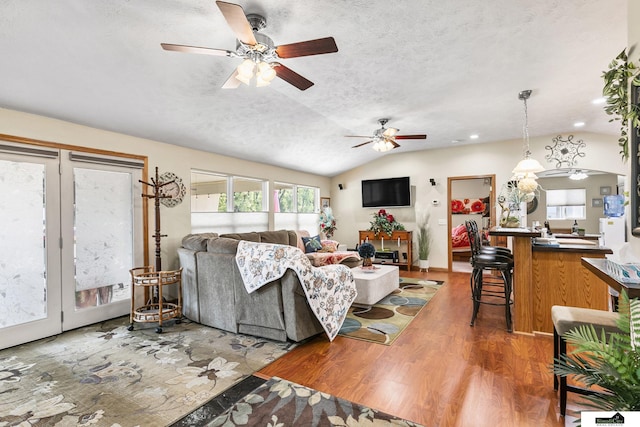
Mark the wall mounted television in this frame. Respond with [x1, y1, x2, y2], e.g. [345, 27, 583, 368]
[361, 177, 411, 208]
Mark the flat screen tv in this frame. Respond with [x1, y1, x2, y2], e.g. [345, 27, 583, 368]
[361, 177, 411, 208]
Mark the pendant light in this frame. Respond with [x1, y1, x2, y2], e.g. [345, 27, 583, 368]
[512, 90, 545, 177]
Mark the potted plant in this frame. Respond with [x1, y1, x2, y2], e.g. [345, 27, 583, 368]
[416, 213, 432, 271]
[553, 292, 640, 414]
[602, 49, 640, 161]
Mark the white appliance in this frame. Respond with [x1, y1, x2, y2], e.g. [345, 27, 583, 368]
[599, 217, 626, 253]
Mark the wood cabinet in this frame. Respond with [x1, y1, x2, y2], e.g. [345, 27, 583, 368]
[358, 230, 413, 270]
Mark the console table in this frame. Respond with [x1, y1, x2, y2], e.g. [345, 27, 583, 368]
[358, 230, 412, 270]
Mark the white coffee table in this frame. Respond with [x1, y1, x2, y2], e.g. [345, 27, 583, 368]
[350, 264, 399, 305]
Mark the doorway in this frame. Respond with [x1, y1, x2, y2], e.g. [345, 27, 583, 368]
[0, 142, 145, 349]
[448, 175, 496, 272]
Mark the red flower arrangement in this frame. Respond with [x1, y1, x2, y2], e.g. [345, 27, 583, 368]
[368, 209, 405, 236]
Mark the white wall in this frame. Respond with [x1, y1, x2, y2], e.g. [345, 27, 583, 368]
[330, 132, 625, 269]
[0, 108, 331, 270]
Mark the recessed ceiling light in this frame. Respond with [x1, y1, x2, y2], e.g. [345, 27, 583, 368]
[451, 139, 461, 144]
[574, 121, 585, 127]
[592, 97, 606, 105]
[470, 134, 479, 139]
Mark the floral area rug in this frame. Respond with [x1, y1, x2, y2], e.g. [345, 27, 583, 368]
[207, 376, 423, 426]
[338, 277, 444, 345]
[0, 317, 293, 426]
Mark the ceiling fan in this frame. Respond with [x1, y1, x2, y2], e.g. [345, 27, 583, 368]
[347, 119, 427, 152]
[160, 1, 338, 90]
[541, 168, 589, 179]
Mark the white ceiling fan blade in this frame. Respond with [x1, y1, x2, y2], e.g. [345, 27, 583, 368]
[160, 43, 234, 57]
[221, 70, 242, 89]
[216, 1, 257, 46]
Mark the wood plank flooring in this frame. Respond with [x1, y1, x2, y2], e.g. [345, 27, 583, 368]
[257, 270, 569, 426]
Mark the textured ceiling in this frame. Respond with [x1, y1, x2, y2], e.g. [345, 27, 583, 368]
[0, 0, 627, 177]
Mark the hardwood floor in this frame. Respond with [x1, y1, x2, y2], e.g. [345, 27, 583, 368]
[257, 270, 569, 427]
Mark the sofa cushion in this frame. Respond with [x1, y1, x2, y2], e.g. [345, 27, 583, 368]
[220, 232, 261, 242]
[182, 233, 219, 251]
[258, 230, 295, 246]
[207, 237, 241, 254]
[302, 235, 322, 253]
[295, 230, 310, 252]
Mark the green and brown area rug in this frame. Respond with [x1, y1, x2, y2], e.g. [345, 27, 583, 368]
[338, 277, 444, 345]
[202, 375, 423, 426]
[0, 317, 293, 426]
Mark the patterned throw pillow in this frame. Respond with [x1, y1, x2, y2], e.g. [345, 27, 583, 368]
[320, 239, 339, 252]
[302, 235, 323, 253]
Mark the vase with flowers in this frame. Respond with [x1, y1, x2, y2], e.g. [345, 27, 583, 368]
[368, 209, 405, 237]
[319, 207, 337, 239]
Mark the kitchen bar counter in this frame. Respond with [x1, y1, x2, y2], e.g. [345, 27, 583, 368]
[581, 257, 640, 299]
[489, 227, 611, 334]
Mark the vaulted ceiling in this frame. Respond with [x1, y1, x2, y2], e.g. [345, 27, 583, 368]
[0, 1, 627, 176]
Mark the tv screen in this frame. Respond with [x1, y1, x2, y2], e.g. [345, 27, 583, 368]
[361, 177, 411, 208]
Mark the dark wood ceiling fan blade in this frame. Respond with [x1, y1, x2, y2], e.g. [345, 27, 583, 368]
[273, 63, 314, 90]
[161, 43, 233, 56]
[215, 1, 257, 46]
[352, 140, 373, 148]
[391, 140, 401, 149]
[395, 134, 427, 140]
[275, 37, 338, 58]
[221, 70, 242, 89]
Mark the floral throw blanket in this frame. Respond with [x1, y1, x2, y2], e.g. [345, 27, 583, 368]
[235, 241, 357, 341]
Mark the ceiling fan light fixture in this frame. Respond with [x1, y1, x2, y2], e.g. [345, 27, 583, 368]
[255, 74, 270, 87]
[237, 58, 255, 76]
[257, 62, 276, 81]
[235, 72, 252, 85]
[569, 170, 588, 180]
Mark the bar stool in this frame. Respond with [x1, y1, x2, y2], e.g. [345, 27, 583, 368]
[465, 221, 514, 332]
[551, 305, 621, 416]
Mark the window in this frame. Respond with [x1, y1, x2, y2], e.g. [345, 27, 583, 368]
[274, 182, 320, 232]
[190, 171, 268, 233]
[232, 176, 267, 212]
[191, 172, 227, 212]
[273, 182, 294, 213]
[191, 172, 267, 213]
[296, 185, 317, 213]
[546, 188, 586, 220]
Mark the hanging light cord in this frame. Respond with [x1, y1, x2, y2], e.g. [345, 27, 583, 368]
[522, 95, 531, 159]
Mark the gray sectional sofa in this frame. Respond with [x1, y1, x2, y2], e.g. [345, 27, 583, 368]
[178, 230, 328, 342]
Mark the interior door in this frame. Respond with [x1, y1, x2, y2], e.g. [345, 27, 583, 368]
[0, 144, 62, 348]
[448, 175, 496, 272]
[60, 151, 144, 330]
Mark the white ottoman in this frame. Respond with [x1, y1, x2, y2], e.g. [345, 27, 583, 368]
[351, 265, 399, 305]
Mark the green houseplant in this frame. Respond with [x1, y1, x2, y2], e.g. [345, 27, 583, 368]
[602, 49, 640, 161]
[553, 292, 640, 416]
[416, 213, 432, 271]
